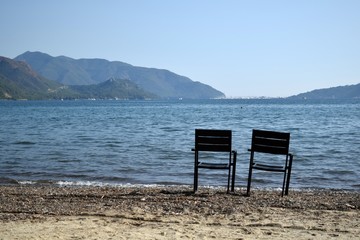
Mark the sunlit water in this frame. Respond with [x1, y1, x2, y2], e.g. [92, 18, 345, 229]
[0, 99, 359, 191]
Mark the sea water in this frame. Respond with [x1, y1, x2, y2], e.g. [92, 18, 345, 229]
[0, 99, 359, 191]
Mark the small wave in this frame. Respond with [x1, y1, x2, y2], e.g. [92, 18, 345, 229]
[322, 170, 355, 175]
[103, 143, 122, 148]
[159, 127, 181, 132]
[56, 181, 113, 187]
[57, 159, 82, 163]
[16, 180, 191, 189]
[18, 180, 37, 185]
[56, 181, 128, 187]
[18, 180, 56, 185]
[13, 141, 36, 145]
[16, 180, 121, 187]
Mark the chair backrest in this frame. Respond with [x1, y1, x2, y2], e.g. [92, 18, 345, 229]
[195, 129, 232, 152]
[251, 129, 290, 155]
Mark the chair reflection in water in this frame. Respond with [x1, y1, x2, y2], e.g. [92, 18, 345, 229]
[247, 129, 293, 197]
[193, 129, 237, 193]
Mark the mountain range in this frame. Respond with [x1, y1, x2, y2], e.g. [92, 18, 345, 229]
[13, 51, 224, 99]
[1, 51, 359, 100]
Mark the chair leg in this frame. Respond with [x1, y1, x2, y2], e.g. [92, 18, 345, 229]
[194, 166, 198, 193]
[285, 168, 292, 196]
[227, 166, 231, 194]
[281, 171, 287, 197]
[246, 166, 253, 196]
[231, 152, 237, 192]
[285, 155, 293, 196]
[231, 167, 236, 193]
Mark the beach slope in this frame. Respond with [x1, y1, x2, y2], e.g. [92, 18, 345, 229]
[0, 186, 359, 239]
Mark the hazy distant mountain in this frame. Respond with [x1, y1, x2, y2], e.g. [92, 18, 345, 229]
[0, 56, 75, 99]
[15, 51, 225, 99]
[0, 56, 157, 100]
[72, 78, 156, 99]
[288, 83, 360, 99]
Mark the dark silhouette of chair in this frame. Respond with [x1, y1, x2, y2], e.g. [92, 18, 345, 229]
[246, 129, 293, 197]
[193, 129, 237, 193]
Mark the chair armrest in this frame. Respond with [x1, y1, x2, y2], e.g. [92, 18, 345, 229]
[232, 150, 237, 163]
[288, 153, 294, 162]
[191, 148, 196, 151]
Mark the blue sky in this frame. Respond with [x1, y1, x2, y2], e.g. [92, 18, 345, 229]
[1, 0, 359, 97]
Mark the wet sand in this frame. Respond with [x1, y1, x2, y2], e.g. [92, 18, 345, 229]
[0, 185, 359, 239]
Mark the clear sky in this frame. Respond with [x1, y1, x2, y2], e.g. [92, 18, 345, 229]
[1, 0, 359, 97]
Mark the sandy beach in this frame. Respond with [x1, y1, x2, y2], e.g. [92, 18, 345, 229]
[0, 185, 359, 239]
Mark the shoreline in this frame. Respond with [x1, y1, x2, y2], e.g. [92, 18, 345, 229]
[2, 179, 360, 192]
[1, 185, 359, 239]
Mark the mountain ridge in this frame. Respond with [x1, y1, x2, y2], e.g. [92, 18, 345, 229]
[0, 56, 156, 100]
[287, 83, 360, 99]
[15, 51, 225, 99]
[0, 56, 76, 99]
[72, 77, 157, 100]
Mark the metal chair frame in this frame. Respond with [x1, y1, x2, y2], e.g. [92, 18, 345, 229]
[193, 129, 237, 193]
[246, 129, 293, 197]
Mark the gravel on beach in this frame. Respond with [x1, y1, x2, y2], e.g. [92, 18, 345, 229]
[1, 185, 359, 222]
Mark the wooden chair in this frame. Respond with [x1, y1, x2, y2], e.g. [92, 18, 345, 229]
[193, 129, 237, 193]
[246, 129, 293, 197]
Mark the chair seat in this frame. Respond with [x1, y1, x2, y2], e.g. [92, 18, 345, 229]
[253, 163, 285, 172]
[198, 162, 230, 169]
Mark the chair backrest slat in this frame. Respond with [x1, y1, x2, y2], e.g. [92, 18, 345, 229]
[195, 129, 232, 152]
[252, 129, 290, 155]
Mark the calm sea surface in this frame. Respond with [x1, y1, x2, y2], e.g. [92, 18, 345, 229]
[0, 99, 359, 191]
